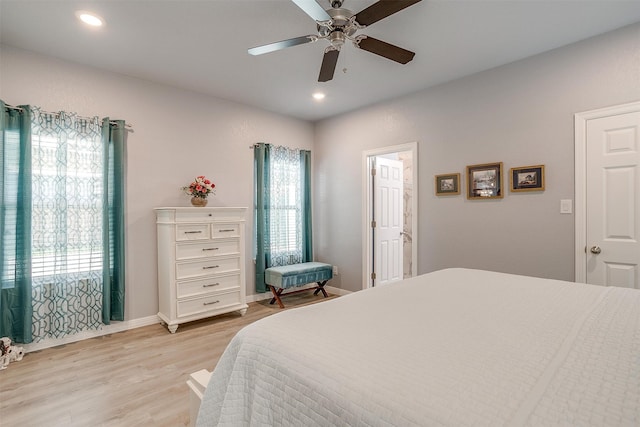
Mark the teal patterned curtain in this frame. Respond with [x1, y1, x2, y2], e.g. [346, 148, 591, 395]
[301, 149, 313, 262]
[254, 143, 312, 293]
[30, 108, 105, 339]
[102, 118, 126, 323]
[0, 102, 126, 343]
[0, 101, 33, 343]
[254, 143, 271, 293]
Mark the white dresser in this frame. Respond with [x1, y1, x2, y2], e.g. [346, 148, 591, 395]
[155, 207, 248, 333]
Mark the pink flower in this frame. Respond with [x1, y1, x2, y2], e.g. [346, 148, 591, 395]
[182, 175, 215, 198]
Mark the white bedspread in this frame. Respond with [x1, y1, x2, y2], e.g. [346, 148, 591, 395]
[196, 268, 640, 426]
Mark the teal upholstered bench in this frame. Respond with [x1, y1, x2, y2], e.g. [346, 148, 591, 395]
[265, 262, 333, 308]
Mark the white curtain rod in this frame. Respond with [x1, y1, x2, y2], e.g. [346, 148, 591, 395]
[4, 104, 133, 130]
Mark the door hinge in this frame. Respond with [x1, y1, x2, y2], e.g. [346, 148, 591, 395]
[371, 168, 376, 176]
[371, 272, 376, 280]
[371, 220, 376, 228]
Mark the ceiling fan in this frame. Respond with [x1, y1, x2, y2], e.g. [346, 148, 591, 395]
[248, 0, 422, 82]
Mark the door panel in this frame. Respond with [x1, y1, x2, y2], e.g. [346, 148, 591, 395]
[586, 111, 640, 288]
[604, 167, 635, 239]
[373, 157, 403, 286]
[605, 263, 637, 289]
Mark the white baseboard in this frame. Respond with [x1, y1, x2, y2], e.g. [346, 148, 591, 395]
[23, 286, 352, 353]
[22, 315, 160, 353]
[325, 285, 352, 296]
[246, 284, 351, 303]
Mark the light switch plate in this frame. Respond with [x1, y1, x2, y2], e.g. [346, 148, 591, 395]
[560, 199, 573, 214]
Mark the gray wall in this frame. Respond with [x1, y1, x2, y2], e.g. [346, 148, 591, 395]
[1, 22, 639, 319]
[314, 23, 640, 292]
[0, 45, 314, 320]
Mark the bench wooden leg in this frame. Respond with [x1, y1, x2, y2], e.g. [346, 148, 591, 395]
[269, 280, 329, 309]
[313, 280, 329, 297]
[269, 286, 285, 309]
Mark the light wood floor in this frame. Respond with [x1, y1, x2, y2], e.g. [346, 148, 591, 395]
[0, 293, 336, 427]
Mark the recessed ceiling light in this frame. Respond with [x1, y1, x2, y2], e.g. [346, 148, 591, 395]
[76, 10, 104, 27]
[312, 92, 326, 101]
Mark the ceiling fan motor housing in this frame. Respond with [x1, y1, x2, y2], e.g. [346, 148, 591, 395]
[329, 30, 346, 48]
[317, 7, 358, 46]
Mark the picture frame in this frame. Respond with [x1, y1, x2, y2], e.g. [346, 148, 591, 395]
[435, 173, 460, 196]
[466, 162, 503, 199]
[510, 165, 545, 192]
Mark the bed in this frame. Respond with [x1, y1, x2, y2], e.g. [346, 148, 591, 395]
[196, 268, 640, 426]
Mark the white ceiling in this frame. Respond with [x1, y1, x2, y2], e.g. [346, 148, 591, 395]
[1, 0, 640, 122]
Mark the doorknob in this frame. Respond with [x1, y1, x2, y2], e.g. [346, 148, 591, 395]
[590, 246, 602, 254]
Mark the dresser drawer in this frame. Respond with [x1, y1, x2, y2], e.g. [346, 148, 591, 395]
[212, 223, 240, 238]
[174, 210, 215, 223]
[176, 256, 241, 280]
[176, 239, 240, 260]
[177, 290, 242, 317]
[176, 224, 210, 241]
[177, 274, 240, 299]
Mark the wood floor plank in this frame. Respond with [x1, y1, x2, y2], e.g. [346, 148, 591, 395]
[0, 293, 336, 426]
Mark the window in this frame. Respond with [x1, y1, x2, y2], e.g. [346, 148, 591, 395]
[253, 143, 312, 292]
[1, 129, 20, 289]
[28, 113, 108, 339]
[268, 145, 305, 265]
[31, 131, 104, 281]
[2, 118, 105, 286]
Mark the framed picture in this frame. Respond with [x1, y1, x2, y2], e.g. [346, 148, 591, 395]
[435, 173, 460, 196]
[466, 162, 503, 199]
[510, 165, 545, 192]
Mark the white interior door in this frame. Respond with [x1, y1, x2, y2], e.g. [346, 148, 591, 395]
[373, 157, 403, 286]
[585, 110, 640, 288]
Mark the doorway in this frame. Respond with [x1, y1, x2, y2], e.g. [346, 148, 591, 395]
[362, 142, 418, 289]
[575, 101, 640, 288]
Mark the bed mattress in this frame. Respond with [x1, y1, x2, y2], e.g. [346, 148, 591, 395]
[196, 268, 640, 426]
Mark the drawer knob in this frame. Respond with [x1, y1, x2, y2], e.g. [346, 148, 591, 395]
[184, 231, 202, 234]
[202, 248, 219, 251]
[202, 265, 219, 270]
[219, 229, 235, 233]
[204, 300, 220, 306]
[203, 283, 220, 288]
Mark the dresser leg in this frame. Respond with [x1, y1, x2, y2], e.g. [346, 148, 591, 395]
[239, 308, 248, 316]
[168, 324, 179, 334]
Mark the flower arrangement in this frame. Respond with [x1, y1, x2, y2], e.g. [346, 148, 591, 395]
[182, 175, 215, 199]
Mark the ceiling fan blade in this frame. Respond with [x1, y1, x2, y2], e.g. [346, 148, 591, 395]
[357, 36, 415, 64]
[318, 49, 340, 82]
[291, 0, 331, 22]
[248, 35, 317, 56]
[354, 0, 422, 27]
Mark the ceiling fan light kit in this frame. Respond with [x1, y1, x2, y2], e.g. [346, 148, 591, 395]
[248, 0, 422, 82]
